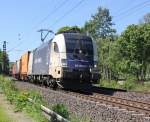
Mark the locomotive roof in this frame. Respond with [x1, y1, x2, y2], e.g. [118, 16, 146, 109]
[59, 33, 92, 40]
[33, 33, 92, 52]
[33, 39, 51, 52]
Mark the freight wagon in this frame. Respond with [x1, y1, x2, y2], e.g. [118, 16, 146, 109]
[20, 51, 30, 80]
[15, 60, 21, 79]
[12, 62, 16, 78]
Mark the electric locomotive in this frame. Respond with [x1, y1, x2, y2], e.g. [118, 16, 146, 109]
[14, 33, 100, 89]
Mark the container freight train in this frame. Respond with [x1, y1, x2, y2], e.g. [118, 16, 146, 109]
[12, 33, 100, 89]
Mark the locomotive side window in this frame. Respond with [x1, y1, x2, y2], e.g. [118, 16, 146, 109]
[54, 42, 59, 53]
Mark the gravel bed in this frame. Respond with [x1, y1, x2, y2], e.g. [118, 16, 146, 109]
[112, 91, 150, 103]
[92, 86, 150, 103]
[14, 81, 150, 122]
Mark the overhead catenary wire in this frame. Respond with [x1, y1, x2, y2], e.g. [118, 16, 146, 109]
[8, 0, 69, 53]
[116, 3, 150, 22]
[7, 0, 67, 52]
[113, 0, 150, 20]
[85, 0, 150, 33]
[8, 0, 85, 53]
[49, 0, 85, 27]
[7, 40, 24, 52]
[8, 0, 149, 54]
[31, 0, 68, 30]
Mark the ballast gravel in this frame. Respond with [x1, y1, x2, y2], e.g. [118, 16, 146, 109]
[14, 81, 150, 122]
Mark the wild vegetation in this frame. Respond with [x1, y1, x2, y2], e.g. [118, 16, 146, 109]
[0, 76, 48, 122]
[0, 106, 11, 122]
[58, 7, 150, 91]
[0, 6, 148, 91]
[0, 50, 9, 74]
[0, 76, 90, 122]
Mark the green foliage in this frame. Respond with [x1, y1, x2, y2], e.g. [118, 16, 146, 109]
[121, 76, 137, 90]
[0, 106, 11, 122]
[83, 7, 116, 40]
[97, 37, 121, 80]
[25, 91, 47, 122]
[57, 26, 83, 34]
[133, 81, 150, 92]
[140, 12, 150, 24]
[117, 24, 150, 81]
[0, 76, 47, 122]
[14, 92, 29, 112]
[0, 76, 17, 104]
[99, 75, 150, 92]
[52, 104, 69, 119]
[82, 6, 117, 81]
[99, 80, 119, 89]
[0, 50, 9, 74]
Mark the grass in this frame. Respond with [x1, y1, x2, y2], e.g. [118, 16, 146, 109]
[70, 114, 91, 122]
[0, 106, 11, 122]
[0, 75, 48, 122]
[99, 77, 150, 92]
[0, 76, 91, 122]
[132, 81, 150, 92]
[51, 104, 69, 119]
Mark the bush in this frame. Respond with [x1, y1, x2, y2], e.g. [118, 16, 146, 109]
[14, 92, 29, 112]
[0, 76, 47, 122]
[122, 76, 137, 90]
[52, 104, 69, 119]
[99, 80, 119, 89]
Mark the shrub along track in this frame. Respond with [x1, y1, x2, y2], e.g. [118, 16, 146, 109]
[13, 79, 150, 121]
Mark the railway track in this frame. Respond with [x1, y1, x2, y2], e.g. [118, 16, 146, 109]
[13, 79, 150, 118]
[13, 80, 150, 121]
[63, 90, 150, 117]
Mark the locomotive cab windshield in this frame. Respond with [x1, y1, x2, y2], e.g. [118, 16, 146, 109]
[60, 33, 100, 83]
[63, 33, 95, 68]
[65, 37, 94, 61]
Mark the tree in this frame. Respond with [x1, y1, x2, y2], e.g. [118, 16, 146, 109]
[0, 49, 9, 74]
[140, 13, 150, 24]
[0, 50, 3, 73]
[83, 7, 117, 81]
[57, 26, 83, 34]
[83, 7, 116, 40]
[97, 37, 121, 81]
[117, 24, 150, 81]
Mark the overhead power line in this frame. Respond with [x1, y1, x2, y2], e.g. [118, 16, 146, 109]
[8, 0, 85, 53]
[32, 0, 68, 30]
[50, 0, 85, 27]
[8, 0, 68, 53]
[113, 0, 150, 20]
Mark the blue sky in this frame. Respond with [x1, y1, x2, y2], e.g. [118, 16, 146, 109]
[0, 0, 149, 61]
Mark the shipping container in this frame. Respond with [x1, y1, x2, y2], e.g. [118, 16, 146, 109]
[32, 41, 51, 75]
[12, 62, 17, 77]
[27, 51, 33, 75]
[20, 51, 30, 80]
[16, 60, 20, 74]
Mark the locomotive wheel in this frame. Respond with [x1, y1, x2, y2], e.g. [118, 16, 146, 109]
[49, 79, 58, 89]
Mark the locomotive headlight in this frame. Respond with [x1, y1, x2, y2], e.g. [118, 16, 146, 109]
[61, 59, 67, 67]
[94, 61, 98, 68]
